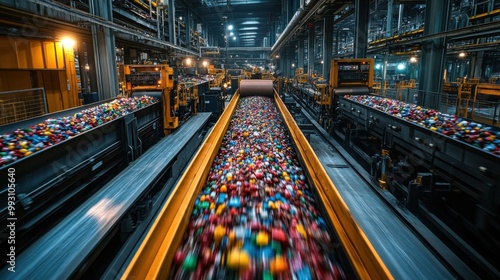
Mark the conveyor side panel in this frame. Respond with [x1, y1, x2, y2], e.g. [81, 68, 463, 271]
[122, 88, 392, 279]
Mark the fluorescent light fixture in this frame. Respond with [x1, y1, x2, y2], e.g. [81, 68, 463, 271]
[230, 32, 234, 36]
[228, 24, 234, 30]
[239, 27, 258, 30]
[242, 21, 259, 25]
[397, 63, 405, 70]
[240, 32, 257, 35]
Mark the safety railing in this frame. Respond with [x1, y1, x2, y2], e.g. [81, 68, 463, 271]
[0, 88, 47, 126]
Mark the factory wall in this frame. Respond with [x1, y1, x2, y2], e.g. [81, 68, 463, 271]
[0, 35, 79, 116]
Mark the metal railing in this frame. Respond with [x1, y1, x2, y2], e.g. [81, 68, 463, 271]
[0, 88, 48, 126]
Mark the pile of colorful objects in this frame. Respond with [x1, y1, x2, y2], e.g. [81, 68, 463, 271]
[345, 95, 500, 155]
[0, 96, 157, 167]
[172, 96, 346, 279]
[179, 77, 208, 84]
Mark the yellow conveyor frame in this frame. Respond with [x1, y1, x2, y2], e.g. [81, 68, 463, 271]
[121, 88, 393, 280]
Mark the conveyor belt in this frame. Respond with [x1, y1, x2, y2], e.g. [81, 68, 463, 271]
[0, 113, 211, 279]
[122, 86, 392, 279]
[297, 105, 464, 278]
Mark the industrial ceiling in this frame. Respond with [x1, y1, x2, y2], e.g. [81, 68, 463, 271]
[180, 0, 281, 48]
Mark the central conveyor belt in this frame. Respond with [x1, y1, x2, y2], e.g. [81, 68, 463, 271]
[122, 80, 392, 279]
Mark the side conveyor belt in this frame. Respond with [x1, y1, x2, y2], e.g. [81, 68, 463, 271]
[121, 86, 392, 279]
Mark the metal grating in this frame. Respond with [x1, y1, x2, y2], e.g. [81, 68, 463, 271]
[0, 88, 48, 126]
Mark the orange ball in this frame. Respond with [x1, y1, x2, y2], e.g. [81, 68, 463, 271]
[270, 255, 287, 273]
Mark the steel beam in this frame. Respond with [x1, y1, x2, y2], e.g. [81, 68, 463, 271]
[418, 0, 452, 109]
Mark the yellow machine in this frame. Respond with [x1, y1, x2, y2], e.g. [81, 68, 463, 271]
[295, 67, 309, 84]
[177, 81, 199, 116]
[329, 58, 374, 89]
[314, 83, 329, 106]
[208, 68, 227, 88]
[318, 58, 374, 131]
[326, 58, 374, 105]
[122, 64, 179, 135]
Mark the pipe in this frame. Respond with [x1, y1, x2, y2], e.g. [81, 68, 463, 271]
[271, 0, 322, 55]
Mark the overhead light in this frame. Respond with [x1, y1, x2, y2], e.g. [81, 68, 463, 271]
[233, 37, 236, 40]
[459, 52, 466, 58]
[397, 63, 405, 70]
[240, 35, 256, 38]
[242, 21, 259, 25]
[409, 56, 417, 63]
[240, 32, 257, 35]
[230, 32, 234, 36]
[239, 27, 258, 30]
[185, 57, 192, 66]
[61, 37, 75, 49]
[179, 16, 183, 20]
[228, 24, 234, 30]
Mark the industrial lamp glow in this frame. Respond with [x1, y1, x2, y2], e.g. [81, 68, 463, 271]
[185, 58, 192, 66]
[61, 37, 75, 49]
[202, 60, 208, 67]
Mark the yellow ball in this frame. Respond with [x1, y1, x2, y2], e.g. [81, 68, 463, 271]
[214, 225, 226, 244]
[256, 231, 269, 246]
[227, 249, 250, 270]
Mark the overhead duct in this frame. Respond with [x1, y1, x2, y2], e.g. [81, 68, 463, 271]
[271, 0, 327, 57]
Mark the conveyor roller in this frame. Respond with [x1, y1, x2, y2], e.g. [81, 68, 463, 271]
[239, 80, 274, 97]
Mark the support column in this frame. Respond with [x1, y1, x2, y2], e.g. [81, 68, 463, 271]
[335, 29, 340, 56]
[322, 16, 333, 78]
[386, 0, 393, 37]
[297, 38, 305, 70]
[354, 0, 369, 58]
[382, 52, 389, 95]
[168, 0, 176, 45]
[89, 0, 118, 100]
[471, 51, 484, 79]
[398, 4, 404, 30]
[186, 9, 191, 50]
[308, 27, 314, 76]
[418, 0, 452, 109]
[278, 56, 284, 77]
[270, 20, 276, 46]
